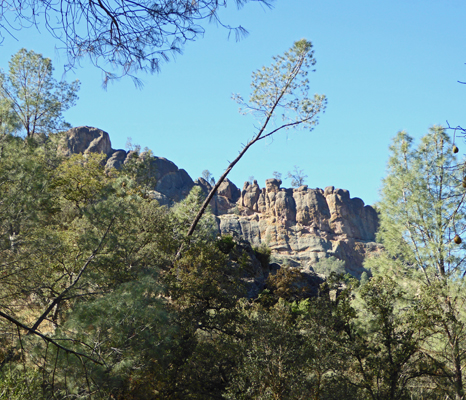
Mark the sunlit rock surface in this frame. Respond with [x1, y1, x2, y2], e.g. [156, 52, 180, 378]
[217, 179, 381, 278]
[60, 126, 382, 277]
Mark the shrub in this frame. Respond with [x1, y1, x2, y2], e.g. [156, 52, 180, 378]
[253, 244, 271, 269]
[313, 256, 346, 277]
[216, 235, 236, 254]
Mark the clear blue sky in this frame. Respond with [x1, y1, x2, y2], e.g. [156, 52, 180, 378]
[1, 0, 465, 206]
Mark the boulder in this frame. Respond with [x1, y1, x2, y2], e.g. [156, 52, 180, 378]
[220, 233, 325, 299]
[155, 168, 194, 202]
[242, 180, 261, 212]
[218, 178, 241, 203]
[195, 177, 213, 196]
[149, 190, 171, 206]
[150, 156, 179, 181]
[60, 126, 113, 156]
[106, 150, 127, 170]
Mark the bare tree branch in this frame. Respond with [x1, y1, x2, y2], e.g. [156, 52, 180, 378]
[0, 0, 274, 84]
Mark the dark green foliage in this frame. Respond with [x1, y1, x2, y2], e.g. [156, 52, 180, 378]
[1, 128, 465, 399]
[346, 276, 427, 400]
[119, 149, 158, 194]
[56, 272, 172, 398]
[225, 300, 315, 399]
[253, 244, 271, 269]
[217, 234, 236, 254]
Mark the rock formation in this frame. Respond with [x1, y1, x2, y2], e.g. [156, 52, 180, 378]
[59, 126, 381, 277]
[194, 177, 241, 215]
[225, 233, 324, 299]
[217, 179, 381, 278]
[59, 126, 195, 204]
[59, 126, 113, 156]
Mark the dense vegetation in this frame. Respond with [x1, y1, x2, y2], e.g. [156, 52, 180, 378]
[0, 126, 465, 400]
[1, 44, 466, 399]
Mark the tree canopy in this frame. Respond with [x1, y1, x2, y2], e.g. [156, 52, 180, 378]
[0, 0, 273, 83]
[376, 127, 466, 281]
[366, 126, 466, 399]
[0, 48, 80, 137]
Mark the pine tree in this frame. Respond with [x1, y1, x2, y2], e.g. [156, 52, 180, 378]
[368, 126, 466, 399]
[0, 48, 80, 137]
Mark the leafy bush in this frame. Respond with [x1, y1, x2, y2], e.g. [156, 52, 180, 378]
[253, 244, 271, 269]
[216, 234, 236, 254]
[313, 256, 346, 276]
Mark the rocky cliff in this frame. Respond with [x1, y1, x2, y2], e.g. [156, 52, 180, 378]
[217, 179, 380, 278]
[59, 126, 195, 203]
[60, 126, 382, 277]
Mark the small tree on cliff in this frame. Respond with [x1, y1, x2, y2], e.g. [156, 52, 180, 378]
[287, 165, 308, 187]
[187, 39, 327, 236]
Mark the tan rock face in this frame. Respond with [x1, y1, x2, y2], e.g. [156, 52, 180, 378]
[59, 126, 113, 156]
[242, 181, 261, 212]
[217, 180, 381, 278]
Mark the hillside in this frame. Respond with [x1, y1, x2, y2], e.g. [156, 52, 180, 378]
[62, 126, 382, 278]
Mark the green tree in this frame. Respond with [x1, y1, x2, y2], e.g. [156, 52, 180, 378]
[368, 126, 466, 399]
[51, 152, 111, 209]
[313, 256, 346, 277]
[0, 135, 182, 397]
[0, 134, 60, 252]
[119, 148, 158, 196]
[187, 39, 327, 236]
[171, 185, 217, 245]
[376, 127, 466, 280]
[0, 48, 80, 137]
[225, 300, 315, 400]
[227, 280, 360, 400]
[0, 97, 20, 135]
[347, 276, 428, 400]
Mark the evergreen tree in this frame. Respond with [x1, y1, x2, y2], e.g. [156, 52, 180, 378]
[368, 126, 466, 399]
[347, 276, 427, 400]
[0, 97, 20, 135]
[0, 49, 80, 137]
[376, 127, 466, 281]
[188, 39, 327, 236]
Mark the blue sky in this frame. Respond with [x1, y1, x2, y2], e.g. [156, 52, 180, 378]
[0, 0, 465, 206]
